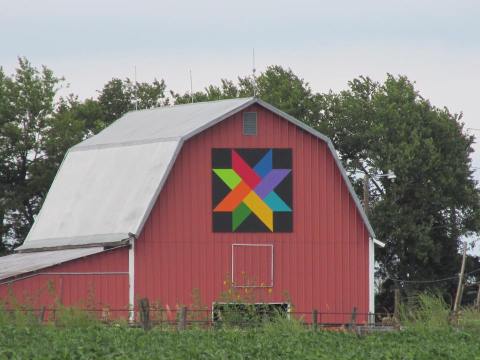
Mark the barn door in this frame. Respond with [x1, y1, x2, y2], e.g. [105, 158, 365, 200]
[231, 244, 273, 288]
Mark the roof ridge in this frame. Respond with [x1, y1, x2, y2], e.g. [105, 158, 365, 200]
[72, 137, 181, 152]
[122, 96, 254, 116]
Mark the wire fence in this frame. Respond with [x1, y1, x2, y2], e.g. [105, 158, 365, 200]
[0, 303, 395, 331]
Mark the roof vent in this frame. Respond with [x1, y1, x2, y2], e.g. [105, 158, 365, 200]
[243, 112, 257, 135]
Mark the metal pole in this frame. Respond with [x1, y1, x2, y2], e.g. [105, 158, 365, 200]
[252, 48, 257, 97]
[189, 69, 193, 103]
[134, 65, 138, 110]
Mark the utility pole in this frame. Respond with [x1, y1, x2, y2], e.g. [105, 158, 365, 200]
[453, 241, 467, 314]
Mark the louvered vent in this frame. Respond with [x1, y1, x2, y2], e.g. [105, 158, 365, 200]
[243, 112, 257, 135]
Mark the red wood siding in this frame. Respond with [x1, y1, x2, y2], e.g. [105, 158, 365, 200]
[0, 248, 129, 317]
[232, 244, 273, 287]
[135, 104, 370, 323]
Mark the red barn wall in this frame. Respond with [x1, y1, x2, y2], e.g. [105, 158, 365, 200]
[135, 104, 370, 323]
[0, 248, 129, 316]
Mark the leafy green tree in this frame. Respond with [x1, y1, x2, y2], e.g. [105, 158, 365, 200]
[98, 78, 168, 125]
[171, 79, 244, 104]
[172, 66, 320, 123]
[253, 66, 321, 124]
[315, 75, 480, 309]
[0, 58, 63, 251]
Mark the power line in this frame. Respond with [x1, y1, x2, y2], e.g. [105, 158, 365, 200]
[386, 267, 480, 284]
[388, 275, 457, 284]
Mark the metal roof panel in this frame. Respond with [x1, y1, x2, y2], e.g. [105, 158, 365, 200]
[0, 247, 105, 281]
[75, 98, 255, 149]
[18, 140, 180, 251]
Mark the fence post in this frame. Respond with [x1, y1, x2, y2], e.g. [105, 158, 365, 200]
[139, 298, 151, 331]
[178, 306, 187, 331]
[38, 306, 46, 324]
[312, 309, 318, 331]
[393, 288, 400, 322]
[350, 307, 357, 330]
[476, 283, 480, 310]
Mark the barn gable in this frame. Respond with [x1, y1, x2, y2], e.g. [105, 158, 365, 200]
[16, 97, 374, 254]
[134, 101, 375, 319]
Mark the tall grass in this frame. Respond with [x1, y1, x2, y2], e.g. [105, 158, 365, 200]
[400, 292, 451, 329]
[3, 291, 480, 333]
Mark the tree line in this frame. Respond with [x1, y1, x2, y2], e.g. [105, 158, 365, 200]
[1, 57, 479, 310]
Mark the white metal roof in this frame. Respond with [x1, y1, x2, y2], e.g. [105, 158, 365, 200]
[75, 98, 254, 150]
[18, 140, 179, 251]
[17, 97, 374, 253]
[0, 247, 105, 281]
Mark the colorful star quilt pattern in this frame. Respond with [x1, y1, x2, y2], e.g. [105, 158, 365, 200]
[212, 149, 292, 232]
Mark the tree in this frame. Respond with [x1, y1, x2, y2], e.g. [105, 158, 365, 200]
[98, 78, 168, 125]
[0, 58, 63, 252]
[171, 79, 245, 104]
[253, 66, 321, 124]
[172, 65, 320, 123]
[0, 61, 170, 253]
[315, 75, 480, 309]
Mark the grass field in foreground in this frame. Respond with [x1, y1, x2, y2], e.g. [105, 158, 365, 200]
[1, 322, 480, 360]
[2, 295, 480, 360]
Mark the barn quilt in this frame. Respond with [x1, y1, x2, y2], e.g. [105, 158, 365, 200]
[212, 148, 292, 232]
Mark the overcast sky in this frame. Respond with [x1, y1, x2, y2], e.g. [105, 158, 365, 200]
[2, 0, 480, 167]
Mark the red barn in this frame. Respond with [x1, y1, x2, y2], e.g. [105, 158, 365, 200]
[0, 98, 380, 323]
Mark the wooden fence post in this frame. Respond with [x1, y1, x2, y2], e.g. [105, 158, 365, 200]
[139, 298, 151, 331]
[38, 306, 46, 324]
[475, 283, 480, 310]
[393, 288, 401, 323]
[312, 309, 318, 331]
[350, 307, 357, 330]
[178, 306, 187, 331]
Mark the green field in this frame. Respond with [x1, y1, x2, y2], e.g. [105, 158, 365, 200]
[1, 322, 479, 360]
[1, 295, 480, 360]
[0, 326, 480, 359]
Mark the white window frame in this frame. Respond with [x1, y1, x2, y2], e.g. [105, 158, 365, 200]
[231, 243, 274, 288]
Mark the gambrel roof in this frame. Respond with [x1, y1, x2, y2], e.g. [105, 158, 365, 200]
[17, 97, 375, 252]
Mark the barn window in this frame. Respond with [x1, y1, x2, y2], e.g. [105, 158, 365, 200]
[243, 112, 257, 135]
[232, 244, 273, 287]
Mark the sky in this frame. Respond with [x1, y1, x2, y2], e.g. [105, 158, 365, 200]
[1, 0, 479, 165]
